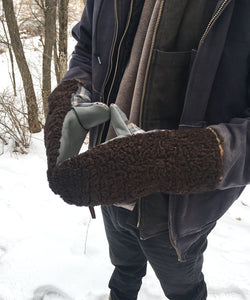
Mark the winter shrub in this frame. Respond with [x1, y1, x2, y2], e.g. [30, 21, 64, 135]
[0, 89, 31, 154]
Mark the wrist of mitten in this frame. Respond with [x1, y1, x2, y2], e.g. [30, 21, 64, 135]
[51, 127, 223, 206]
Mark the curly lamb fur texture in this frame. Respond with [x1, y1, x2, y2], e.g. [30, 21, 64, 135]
[44, 79, 81, 193]
[47, 128, 223, 206]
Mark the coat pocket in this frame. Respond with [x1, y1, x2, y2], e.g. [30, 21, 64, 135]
[142, 50, 193, 130]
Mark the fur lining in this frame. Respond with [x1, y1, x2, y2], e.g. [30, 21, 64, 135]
[48, 128, 223, 206]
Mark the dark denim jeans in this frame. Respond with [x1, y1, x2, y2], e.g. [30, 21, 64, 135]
[102, 205, 208, 300]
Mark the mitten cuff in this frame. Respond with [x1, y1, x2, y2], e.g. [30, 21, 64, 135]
[44, 79, 81, 193]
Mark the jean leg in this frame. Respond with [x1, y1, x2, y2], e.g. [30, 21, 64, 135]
[139, 232, 208, 300]
[102, 206, 147, 300]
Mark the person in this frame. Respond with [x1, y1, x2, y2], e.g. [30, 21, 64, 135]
[44, 0, 250, 299]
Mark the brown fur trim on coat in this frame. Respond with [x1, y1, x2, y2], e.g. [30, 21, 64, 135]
[48, 128, 223, 206]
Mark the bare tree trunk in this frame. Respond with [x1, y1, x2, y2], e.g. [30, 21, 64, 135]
[58, 0, 68, 81]
[42, 0, 57, 117]
[2, 0, 41, 133]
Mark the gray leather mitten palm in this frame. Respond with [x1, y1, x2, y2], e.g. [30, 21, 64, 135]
[57, 98, 110, 164]
[46, 100, 223, 207]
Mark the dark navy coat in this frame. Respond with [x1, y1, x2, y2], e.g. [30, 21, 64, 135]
[64, 0, 250, 261]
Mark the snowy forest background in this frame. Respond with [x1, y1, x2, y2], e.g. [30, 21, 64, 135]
[0, 1, 250, 299]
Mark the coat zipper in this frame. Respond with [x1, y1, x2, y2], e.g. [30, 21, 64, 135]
[100, 0, 119, 101]
[97, 0, 133, 145]
[137, 0, 165, 230]
[96, 0, 119, 145]
[198, 0, 231, 50]
[94, 0, 105, 63]
[106, 0, 134, 104]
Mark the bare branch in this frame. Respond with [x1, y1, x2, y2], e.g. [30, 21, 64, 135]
[0, 90, 31, 153]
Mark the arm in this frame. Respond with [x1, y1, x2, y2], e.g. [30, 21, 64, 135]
[209, 65, 250, 189]
[48, 105, 223, 206]
[62, 1, 94, 90]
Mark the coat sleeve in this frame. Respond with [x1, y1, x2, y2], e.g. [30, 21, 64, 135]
[211, 68, 250, 189]
[62, 1, 93, 90]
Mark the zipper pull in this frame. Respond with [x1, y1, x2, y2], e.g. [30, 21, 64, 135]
[97, 56, 102, 65]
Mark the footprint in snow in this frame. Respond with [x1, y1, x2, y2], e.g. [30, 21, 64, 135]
[31, 285, 73, 300]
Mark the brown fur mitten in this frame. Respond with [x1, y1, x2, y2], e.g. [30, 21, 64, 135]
[49, 128, 223, 206]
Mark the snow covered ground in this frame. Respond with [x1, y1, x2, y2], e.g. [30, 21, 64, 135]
[0, 133, 250, 300]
